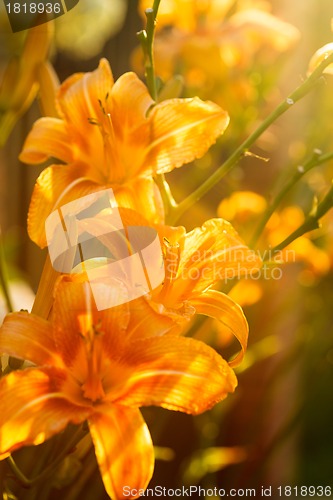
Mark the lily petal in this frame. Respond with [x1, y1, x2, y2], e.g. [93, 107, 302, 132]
[144, 98, 229, 175]
[28, 170, 164, 249]
[28, 164, 99, 248]
[125, 295, 193, 341]
[189, 290, 248, 367]
[115, 177, 164, 223]
[105, 72, 154, 182]
[111, 335, 237, 413]
[0, 311, 62, 367]
[89, 406, 154, 500]
[19, 117, 74, 164]
[111, 72, 154, 132]
[20, 61, 114, 177]
[0, 367, 91, 459]
[180, 218, 261, 293]
[56, 58, 114, 136]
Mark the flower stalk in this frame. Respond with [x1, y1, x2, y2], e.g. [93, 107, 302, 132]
[251, 149, 333, 247]
[31, 255, 60, 319]
[154, 173, 177, 215]
[272, 182, 333, 252]
[6, 425, 86, 488]
[0, 228, 13, 313]
[137, 0, 161, 101]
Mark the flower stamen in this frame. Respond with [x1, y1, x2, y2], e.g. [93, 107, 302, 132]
[78, 303, 106, 402]
[155, 238, 181, 305]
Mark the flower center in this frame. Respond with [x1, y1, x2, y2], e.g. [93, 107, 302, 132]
[88, 95, 122, 184]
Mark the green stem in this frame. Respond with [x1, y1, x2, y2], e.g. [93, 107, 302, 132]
[167, 52, 333, 225]
[154, 173, 177, 215]
[137, 0, 178, 212]
[61, 447, 96, 500]
[137, 0, 161, 100]
[272, 183, 333, 252]
[250, 149, 333, 247]
[7, 425, 86, 488]
[0, 228, 13, 313]
[0, 460, 5, 499]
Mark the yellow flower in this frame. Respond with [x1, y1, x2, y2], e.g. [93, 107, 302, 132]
[0, 274, 236, 499]
[217, 191, 266, 225]
[19, 58, 229, 248]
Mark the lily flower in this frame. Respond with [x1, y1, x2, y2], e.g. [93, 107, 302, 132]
[19, 58, 229, 248]
[145, 218, 261, 366]
[0, 274, 237, 499]
[73, 211, 262, 366]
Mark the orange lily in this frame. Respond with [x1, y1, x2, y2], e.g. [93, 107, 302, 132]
[19, 58, 229, 248]
[0, 274, 237, 499]
[146, 218, 261, 366]
[75, 211, 262, 366]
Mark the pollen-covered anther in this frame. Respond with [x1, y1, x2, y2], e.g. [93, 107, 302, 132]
[88, 117, 101, 126]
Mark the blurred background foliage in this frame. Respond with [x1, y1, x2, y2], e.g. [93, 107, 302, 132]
[1, 0, 333, 498]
